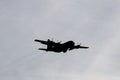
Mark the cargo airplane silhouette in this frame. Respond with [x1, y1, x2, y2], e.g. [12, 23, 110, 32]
[34, 39, 89, 53]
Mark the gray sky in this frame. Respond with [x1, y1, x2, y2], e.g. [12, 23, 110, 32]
[0, 0, 120, 80]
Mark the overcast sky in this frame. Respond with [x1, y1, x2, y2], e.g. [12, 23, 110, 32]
[0, 0, 120, 80]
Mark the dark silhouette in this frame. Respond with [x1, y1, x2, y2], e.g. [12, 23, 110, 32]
[34, 39, 89, 53]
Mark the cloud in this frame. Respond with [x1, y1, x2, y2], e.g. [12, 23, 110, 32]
[0, 0, 120, 80]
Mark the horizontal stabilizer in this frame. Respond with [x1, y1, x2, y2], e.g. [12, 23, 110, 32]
[80, 46, 89, 49]
[75, 45, 89, 49]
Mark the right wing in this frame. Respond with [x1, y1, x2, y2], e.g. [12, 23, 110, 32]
[34, 39, 48, 44]
[34, 39, 60, 46]
[34, 39, 56, 45]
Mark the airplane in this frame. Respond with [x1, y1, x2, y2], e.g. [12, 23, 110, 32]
[34, 39, 89, 53]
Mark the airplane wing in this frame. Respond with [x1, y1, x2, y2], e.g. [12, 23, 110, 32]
[34, 39, 48, 44]
[38, 48, 48, 51]
[34, 39, 56, 45]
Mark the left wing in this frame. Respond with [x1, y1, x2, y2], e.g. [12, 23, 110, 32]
[38, 48, 48, 51]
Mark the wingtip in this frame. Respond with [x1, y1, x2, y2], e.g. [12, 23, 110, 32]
[34, 39, 37, 41]
[34, 39, 40, 42]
